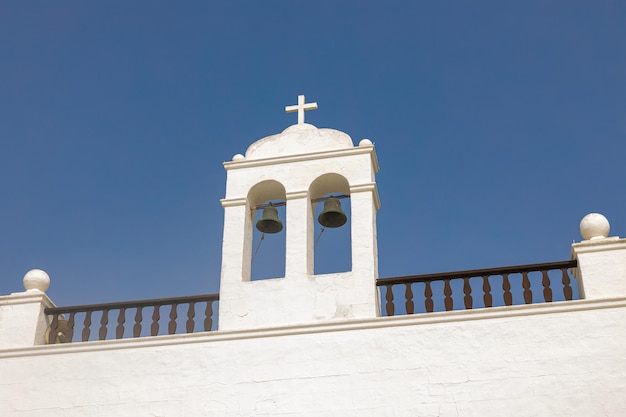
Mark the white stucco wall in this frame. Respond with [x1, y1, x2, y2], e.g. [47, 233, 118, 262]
[1, 299, 625, 417]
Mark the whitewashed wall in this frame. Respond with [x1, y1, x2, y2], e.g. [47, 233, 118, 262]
[1, 299, 624, 417]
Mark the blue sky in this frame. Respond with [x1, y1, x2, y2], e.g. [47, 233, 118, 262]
[1, 2, 624, 306]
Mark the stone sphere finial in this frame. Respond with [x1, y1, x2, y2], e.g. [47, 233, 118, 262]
[23, 269, 50, 293]
[580, 213, 610, 240]
[359, 138, 373, 147]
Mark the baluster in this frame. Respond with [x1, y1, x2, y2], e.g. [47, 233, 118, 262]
[116, 308, 126, 339]
[463, 277, 473, 309]
[502, 273, 512, 306]
[424, 281, 434, 313]
[385, 284, 395, 316]
[151, 305, 161, 336]
[66, 312, 75, 343]
[404, 283, 414, 314]
[204, 300, 213, 331]
[99, 309, 109, 340]
[522, 272, 533, 304]
[562, 267, 573, 301]
[186, 302, 196, 333]
[541, 270, 553, 302]
[443, 279, 453, 311]
[482, 275, 492, 308]
[82, 311, 92, 342]
[48, 314, 59, 344]
[133, 307, 143, 337]
[168, 304, 178, 335]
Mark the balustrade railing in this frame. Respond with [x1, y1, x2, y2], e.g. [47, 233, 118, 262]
[44, 261, 579, 341]
[377, 260, 577, 316]
[45, 293, 219, 344]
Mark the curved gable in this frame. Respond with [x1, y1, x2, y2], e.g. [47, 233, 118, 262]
[245, 124, 354, 160]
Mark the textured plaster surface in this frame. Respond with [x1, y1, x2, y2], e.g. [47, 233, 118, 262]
[1, 302, 625, 416]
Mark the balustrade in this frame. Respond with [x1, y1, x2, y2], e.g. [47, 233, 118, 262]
[377, 260, 577, 316]
[44, 261, 580, 342]
[45, 293, 219, 344]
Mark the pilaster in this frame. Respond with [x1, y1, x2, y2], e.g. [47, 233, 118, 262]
[571, 213, 626, 300]
[0, 269, 55, 349]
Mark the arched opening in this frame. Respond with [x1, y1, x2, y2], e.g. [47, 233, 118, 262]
[248, 180, 286, 280]
[309, 174, 351, 275]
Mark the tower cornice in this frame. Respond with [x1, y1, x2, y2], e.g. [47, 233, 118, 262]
[224, 145, 379, 173]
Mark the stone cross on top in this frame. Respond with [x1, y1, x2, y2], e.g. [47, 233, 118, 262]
[285, 94, 318, 124]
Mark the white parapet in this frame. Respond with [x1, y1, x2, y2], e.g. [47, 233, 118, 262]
[0, 269, 55, 348]
[571, 213, 626, 300]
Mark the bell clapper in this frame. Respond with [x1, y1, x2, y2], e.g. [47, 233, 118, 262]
[252, 232, 266, 264]
[314, 226, 326, 247]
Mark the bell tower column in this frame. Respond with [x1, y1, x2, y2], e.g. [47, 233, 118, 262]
[350, 181, 381, 316]
[285, 191, 314, 278]
[220, 198, 251, 282]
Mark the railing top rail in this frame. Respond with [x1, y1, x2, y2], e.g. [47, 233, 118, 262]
[376, 260, 577, 286]
[45, 293, 220, 315]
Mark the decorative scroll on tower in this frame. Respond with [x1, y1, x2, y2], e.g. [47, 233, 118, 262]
[218, 96, 380, 330]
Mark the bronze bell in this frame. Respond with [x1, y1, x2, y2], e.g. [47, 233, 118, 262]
[256, 204, 283, 234]
[318, 197, 347, 228]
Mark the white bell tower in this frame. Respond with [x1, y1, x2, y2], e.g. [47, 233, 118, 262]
[218, 95, 380, 330]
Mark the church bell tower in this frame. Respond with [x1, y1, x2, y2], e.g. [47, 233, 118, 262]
[218, 95, 380, 330]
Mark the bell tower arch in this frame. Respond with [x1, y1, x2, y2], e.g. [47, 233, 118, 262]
[309, 173, 351, 274]
[218, 96, 380, 330]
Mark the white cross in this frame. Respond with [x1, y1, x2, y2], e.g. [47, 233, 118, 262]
[285, 95, 318, 124]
